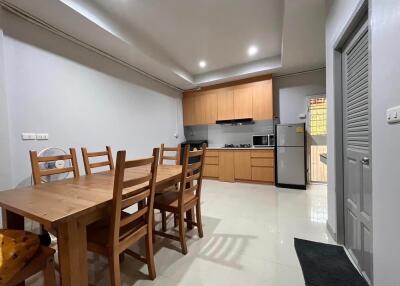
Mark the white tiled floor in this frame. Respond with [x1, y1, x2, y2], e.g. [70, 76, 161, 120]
[29, 180, 334, 286]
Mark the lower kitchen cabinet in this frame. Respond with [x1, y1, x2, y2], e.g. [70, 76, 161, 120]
[204, 165, 219, 178]
[219, 151, 235, 182]
[251, 167, 274, 182]
[204, 149, 275, 184]
[234, 151, 251, 180]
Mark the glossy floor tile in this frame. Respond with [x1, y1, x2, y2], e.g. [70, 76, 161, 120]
[28, 180, 333, 286]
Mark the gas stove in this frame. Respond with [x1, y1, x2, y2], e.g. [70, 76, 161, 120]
[223, 144, 252, 148]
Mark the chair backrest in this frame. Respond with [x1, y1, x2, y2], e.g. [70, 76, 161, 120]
[178, 143, 206, 205]
[109, 148, 159, 248]
[29, 148, 80, 185]
[81, 146, 114, 175]
[159, 144, 181, 165]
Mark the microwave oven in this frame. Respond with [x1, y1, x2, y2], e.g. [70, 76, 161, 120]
[252, 134, 274, 147]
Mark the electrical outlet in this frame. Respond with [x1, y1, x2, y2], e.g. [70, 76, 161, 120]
[387, 105, 400, 124]
[36, 133, 49, 140]
[21, 133, 36, 140]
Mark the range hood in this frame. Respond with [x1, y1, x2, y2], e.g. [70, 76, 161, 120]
[215, 118, 255, 126]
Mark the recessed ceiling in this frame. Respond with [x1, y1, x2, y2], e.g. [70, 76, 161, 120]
[3, 0, 325, 90]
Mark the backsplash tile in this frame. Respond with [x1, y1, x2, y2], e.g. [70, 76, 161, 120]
[184, 120, 274, 147]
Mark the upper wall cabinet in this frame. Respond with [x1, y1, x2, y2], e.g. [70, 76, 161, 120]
[183, 78, 273, 126]
[233, 83, 253, 119]
[217, 87, 234, 120]
[252, 80, 273, 120]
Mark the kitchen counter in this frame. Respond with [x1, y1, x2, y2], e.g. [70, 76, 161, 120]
[207, 146, 275, 150]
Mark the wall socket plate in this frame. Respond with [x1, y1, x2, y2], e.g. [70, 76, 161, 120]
[387, 105, 400, 124]
[36, 133, 49, 140]
[21, 133, 49, 140]
[21, 133, 36, 140]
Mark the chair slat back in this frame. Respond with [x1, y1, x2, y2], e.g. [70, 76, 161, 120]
[81, 146, 114, 175]
[109, 148, 159, 247]
[159, 144, 181, 165]
[178, 144, 206, 205]
[29, 148, 80, 185]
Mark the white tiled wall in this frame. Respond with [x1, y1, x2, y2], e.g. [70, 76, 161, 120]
[184, 120, 274, 147]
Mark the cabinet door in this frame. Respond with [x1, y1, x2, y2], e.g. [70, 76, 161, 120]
[251, 167, 275, 182]
[204, 91, 218, 124]
[217, 87, 234, 120]
[234, 84, 253, 119]
[234, 151, 251, 180]
[193, 93, 204, 125]
[252, 80, 273, 120]
[183, 95, 195, 126]
[219, 151, 235, 182]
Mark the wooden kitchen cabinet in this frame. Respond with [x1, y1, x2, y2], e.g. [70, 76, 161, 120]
[204, 150, 219, 178]
[251, 166, 275, 182]
[252, 80, 273, 120]
[203, 90, 218, 124]
[218, 151, 235, 182]
[234, 151, 251, 180]
[217, 87, 234, 120]
[183, 76, 273, 126]
[203, 149, 274, 184]
[183, 94, 195, 126]
[233, 84, 253, 119]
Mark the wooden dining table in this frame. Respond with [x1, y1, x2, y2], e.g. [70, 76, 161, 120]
[0, 164, 182, 286]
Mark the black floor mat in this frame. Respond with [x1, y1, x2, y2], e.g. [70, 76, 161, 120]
[294, 238, 369, 286]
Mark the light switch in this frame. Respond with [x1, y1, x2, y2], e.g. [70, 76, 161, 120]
[36, 133, 49, 140]
[21, 133, 36, 140]
[387, 105, 400, 124]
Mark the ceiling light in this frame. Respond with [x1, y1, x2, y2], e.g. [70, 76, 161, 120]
[248, 45, 258, 56]
[199, 61, 207, 68]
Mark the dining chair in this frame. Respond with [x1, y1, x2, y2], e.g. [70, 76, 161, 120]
[86, 148, 159, 285]
[5, 245, 57, 286]
[29, 148, 80, 185]
[159, 144, 181, 165]
[154, 143, 206, 255]
[81, 146, 114, 175]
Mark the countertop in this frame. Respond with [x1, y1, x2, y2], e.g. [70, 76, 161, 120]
[207, 146, 275, 150]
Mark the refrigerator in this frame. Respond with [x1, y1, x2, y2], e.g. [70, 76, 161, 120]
[275, 123, 307, 189]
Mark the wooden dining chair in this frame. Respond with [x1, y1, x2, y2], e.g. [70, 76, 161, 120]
[29, 148, 80, 185]
[6, 245, 57, 286]
[159, 144, 181, 165]
[154, 143, 206, 255]
[86, 148, 159, 285]
[81, 146, 114, 175]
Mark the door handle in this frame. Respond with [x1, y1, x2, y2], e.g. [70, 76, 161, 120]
[361, 157, 370, 165]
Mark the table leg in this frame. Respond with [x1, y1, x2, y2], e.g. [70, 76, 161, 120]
[57, 219, 88, 286]
[2, 209, 24, 229]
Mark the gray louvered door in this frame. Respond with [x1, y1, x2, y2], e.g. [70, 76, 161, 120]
[342, 19, 372, 284]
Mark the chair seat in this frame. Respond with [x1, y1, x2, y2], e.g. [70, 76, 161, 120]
[87, 213, 147, 254]
[154, 191, 197, 212]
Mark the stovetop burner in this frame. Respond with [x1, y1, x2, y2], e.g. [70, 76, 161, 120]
[224, 144, 252, 148]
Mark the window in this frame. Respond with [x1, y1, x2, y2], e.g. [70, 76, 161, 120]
[309, 97, 327, 136]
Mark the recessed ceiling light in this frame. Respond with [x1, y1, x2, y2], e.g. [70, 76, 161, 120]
[248, 45, 258, 56]
[199, 60, 207, 68]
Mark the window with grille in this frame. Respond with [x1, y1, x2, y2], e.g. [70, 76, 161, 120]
[309, 97, 327, 136]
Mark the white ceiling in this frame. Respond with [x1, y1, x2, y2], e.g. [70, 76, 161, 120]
[4, 0, 326, 90]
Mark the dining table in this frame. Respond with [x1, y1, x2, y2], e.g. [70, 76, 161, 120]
[0, 164, 182, 286]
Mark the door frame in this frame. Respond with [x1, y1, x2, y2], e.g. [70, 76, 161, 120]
[332, 0, 370, 246]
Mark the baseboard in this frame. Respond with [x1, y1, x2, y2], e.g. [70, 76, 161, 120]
[326, 222, 337, 242]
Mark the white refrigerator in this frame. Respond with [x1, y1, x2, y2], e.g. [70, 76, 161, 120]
[275, 123, 307, 189]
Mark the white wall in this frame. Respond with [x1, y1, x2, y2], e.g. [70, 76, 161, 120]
[370, 0, 400, 285]
[274, 69, 326, 124]
[0, 9, 184, 188]
[326, 0, 400, 284]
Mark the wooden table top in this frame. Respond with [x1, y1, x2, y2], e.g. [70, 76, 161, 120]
[0, 165, 182, 228]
